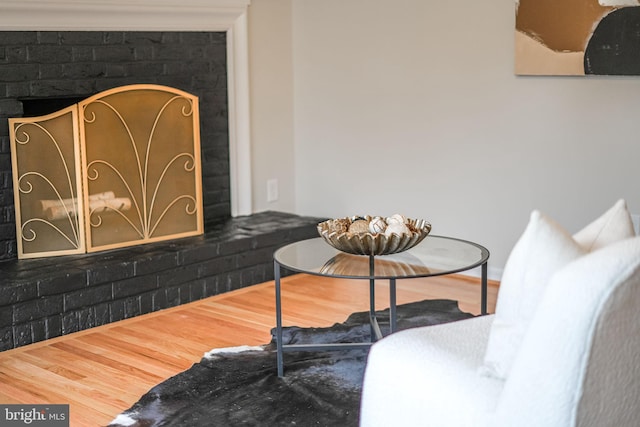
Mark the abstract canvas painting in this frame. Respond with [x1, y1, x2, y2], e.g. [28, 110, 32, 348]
[515, 0, 640, 76]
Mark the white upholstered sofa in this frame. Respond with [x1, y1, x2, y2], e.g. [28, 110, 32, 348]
[360, 200, 640, 427]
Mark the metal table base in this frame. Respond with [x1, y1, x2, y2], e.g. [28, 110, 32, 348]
[274, 255, 488, 377]
[273, 236, 490, 378]
[275, 256, 394, 377]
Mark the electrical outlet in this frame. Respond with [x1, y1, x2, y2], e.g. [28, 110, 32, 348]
[632, 214, 640, 236]
[267, 179, 279, 202]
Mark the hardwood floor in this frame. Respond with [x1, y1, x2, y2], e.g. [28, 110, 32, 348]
[0, 273, 498, 426]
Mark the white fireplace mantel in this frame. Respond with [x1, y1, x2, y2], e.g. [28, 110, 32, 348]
[0, 0, 253, 216]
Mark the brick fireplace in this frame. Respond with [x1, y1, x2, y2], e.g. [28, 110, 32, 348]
[1, 31, 227, 260]
[0, 1, 324, 350]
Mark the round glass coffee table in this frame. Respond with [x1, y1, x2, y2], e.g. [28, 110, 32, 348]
[273, 235, 490, 377]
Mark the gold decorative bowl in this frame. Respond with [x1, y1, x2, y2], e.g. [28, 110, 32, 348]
[317, 215, 431, 256]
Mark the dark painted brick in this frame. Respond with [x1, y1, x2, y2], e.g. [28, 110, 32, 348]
[77, 307, 96, 330]
[252, 264, 271, 284]
[160, 33, 181, 44]
[38, 268, 87, 296]
[72, 46, 94, 62]
[178, 283, 191, 304]
[217, 238, 253, 256]
[105, 63, 126, 78]
[13, 323, 31, 347]
[0, 223, 15, 240]
[45, 315, 62, 339]
[37, 32, 62, 44]
[179, 32, 212, 45]
[197, 255, 236, 277]
[0, 99, 23, 116]
[189, 280, 206, 301]
[222, 271, 242, 292]
[88, 260, 135, 285]
[6, 47, 27, 63]
[0, 32, 38, 45]
[31, 318, 47, 343]
[104, 32, 125, 44]
[0, 307, 12, 327]
[73, 79, 97, 95]
[124, 32, 163, 44]
[13, 295, 63, 323]
[123, 297, 141, 319]
[61, 312, 79, 335]
[0, 327, 13, 351]
[6, 82, 30, 98]
[62, 62, 106, 79]
[94, 303, 110, 327]
[165, 287, 180, 307]
[93, 46, 136, 62]
[39, 64, 65, 79]
[180, 243, 218, 265]
[126, 62, 164, 77]
[139, 292, 153, 315]
[0, 283, 37, 306]
[113, 275, 158, 299]
[236, 246, 273, 269]
[30, 79, 78, 97]
[154, 44, 192, 61]
[109, 300, 125, 322]
[133, 46, 154, 62]
[94, 77, 144, 92]
[133, 250, 179, 276]
[60, 32, 104, 45]
[151, 289, 169, 311]
[27, 45, 73, 63]
[64, 284, 112, 311]
[158, 264, 200, 287]
[163, 62, 183, 76]
[203, 276, 218, 297]
[237, 267, 256, 290]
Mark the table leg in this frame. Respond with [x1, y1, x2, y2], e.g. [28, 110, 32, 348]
[369, 255, 378, 340]
[389, 278, 397, 333]
[275, 260, 284, 377]
[481, 262, 488, 315]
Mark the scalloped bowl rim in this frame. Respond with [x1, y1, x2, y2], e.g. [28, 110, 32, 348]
[317, 216, 432, 256]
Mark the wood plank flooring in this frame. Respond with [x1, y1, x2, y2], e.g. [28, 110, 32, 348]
[0, 273, 498, 426]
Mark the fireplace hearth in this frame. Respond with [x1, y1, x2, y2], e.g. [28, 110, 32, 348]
[0, 211, 324, 351]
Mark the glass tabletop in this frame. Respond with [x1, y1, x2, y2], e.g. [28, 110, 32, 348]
[274, 235, 490, 280]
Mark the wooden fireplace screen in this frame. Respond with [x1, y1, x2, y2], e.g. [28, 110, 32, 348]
[9, 84, 204, 259]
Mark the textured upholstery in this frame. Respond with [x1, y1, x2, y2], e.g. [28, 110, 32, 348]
[359, 315, 500, 427]
[481, 210, 585, 379]
[360, 236, 640, 427]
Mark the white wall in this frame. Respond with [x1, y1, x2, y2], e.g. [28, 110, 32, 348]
[248, 0, 296, 212]
[249, 0, 640, 278]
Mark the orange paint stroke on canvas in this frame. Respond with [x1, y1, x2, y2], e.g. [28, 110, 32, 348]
[516, 0, 613, 52]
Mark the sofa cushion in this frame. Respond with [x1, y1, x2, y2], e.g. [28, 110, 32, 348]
[480, 210, 585, 379]
[360, 315, 502, 427]
[573, 198, 635, 251]
[481, 199, 635, 380]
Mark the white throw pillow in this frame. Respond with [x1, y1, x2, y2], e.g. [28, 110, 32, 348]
[480, 210, 586, 379]
[573, 198, 636, 251]
[481, 199, 636, 380]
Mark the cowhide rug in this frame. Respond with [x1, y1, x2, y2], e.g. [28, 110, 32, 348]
[108, 299, 473, 427]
